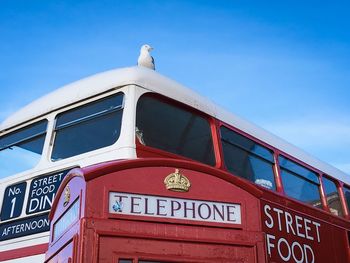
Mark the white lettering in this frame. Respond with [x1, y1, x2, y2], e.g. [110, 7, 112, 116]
[304, 218, 313, 241]
[263, 204, 321, 263]
[278, 238, 291, 261]
[312, 222, 321, 243]
[295, 215, 305, 238]
[266, 234, 275, 256]
[291, 242, 304, 263]
[273, 208, 284, 231]
[304, 244, 315, 263]
[264, 205, 274, 229]
[28, 198, 39, 213]
[285, 211, 295, 235]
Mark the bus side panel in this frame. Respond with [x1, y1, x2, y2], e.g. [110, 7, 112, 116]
[261, 199, 350, 263]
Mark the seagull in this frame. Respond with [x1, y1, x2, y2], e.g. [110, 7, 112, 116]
[137, 44, 155, 70]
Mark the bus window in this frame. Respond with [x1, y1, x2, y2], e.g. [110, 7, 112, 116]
[322, 176, 343, 216]
[51, 93, 124, 161]
[220, 126, 276, 190]
[0, 120, 47, 179]
[279, 155, 321, 207]
[343, 186, 350, 213]
[136, 94, 215, 166]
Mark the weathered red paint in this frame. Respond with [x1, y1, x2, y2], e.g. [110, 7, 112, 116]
[45, 158, 350, 263]
[45, 158, 265, 262]
[262, 190, 350, 263]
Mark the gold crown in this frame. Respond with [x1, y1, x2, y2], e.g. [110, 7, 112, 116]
[164, 169, 191, 192]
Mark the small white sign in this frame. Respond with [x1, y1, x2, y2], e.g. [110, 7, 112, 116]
[109, 192, 241, 225]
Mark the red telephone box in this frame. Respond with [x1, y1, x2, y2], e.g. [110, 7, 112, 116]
[45, 159, 266, 263]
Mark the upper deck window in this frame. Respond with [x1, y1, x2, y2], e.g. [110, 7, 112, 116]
[51, 93, 124, 161]
[279, 155, 321, 207]
[323, 176, 343, 216]
[220, 126, 276, 190]
[136, 94, 215, 166]
[0, 120, 47, 179]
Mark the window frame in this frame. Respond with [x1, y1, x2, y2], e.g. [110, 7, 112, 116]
[0, 118, 49, 178]
[49, 91, 125, 163]
[135, 92, 218, 167]
[278, 154, 324, 208]
[322, 175, 345, 217]
[218, 123, 278, 191]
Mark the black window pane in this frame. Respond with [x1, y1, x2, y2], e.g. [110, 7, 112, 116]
[56, 94, 123, 128]
[136, 95, 215, 166]
[52, 94, 123, 161]
[281, 170, 321, 207]
[221, 138, 275, 190]
[220, 126, 273, 162]
[323, 177, 343, 216]
[52, 111, 122, 160]
[279, 155, 319, 184]
[18, 135, 46, 155]
[0, 120, 47, 150]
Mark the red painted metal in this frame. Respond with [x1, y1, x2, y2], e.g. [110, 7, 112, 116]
[45, 158, 350, 263]
[0, 243, 48, 261]
[339, 182, 350, 219]
[45, 158, 265, 262]
[318, 175, 329, 211]
[262, 190, 350, 263]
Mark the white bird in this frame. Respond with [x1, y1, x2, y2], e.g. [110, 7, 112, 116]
[137, 44, 155, 70]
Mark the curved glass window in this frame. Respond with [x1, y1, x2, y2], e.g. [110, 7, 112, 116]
[0, 120, 47, 179]
[220, 126, 276, 190]
[136, 95, 215, 166]
[51, 93, 124, 161]
[279, 155, 321, 207]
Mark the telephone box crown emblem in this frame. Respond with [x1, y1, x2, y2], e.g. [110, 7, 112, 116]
[164, 169, 191, 192]
[63, 185, 71, 207]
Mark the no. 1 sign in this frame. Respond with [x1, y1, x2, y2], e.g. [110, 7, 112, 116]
[0, 182, 27, 221]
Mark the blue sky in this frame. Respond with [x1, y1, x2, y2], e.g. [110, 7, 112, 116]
[1, 1, 349, 174]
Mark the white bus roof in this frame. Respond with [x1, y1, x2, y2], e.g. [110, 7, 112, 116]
[1, 66, 349, 184]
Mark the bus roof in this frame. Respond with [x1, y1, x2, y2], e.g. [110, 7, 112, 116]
[1, 66, 349, 184]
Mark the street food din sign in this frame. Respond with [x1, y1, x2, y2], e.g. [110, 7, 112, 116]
[0, 169, 69, 241]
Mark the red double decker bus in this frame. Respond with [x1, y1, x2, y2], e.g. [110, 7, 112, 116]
[1, 66, 349, 262]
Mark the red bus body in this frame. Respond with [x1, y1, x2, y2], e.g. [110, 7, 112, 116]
[45, 159, 350, 263]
